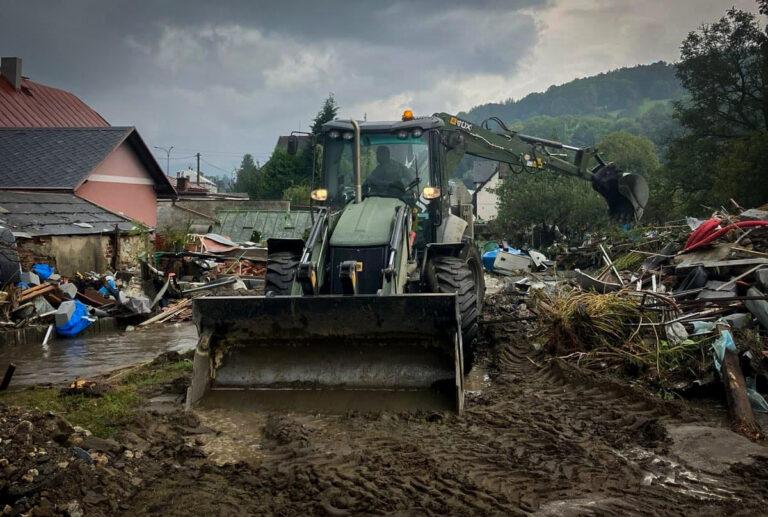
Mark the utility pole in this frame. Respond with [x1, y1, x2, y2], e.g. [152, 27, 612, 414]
[153, 146, 174, 175]
[196, 153, 201, 185]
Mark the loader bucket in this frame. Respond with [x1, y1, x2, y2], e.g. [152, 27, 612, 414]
[186, 294, 465, 413]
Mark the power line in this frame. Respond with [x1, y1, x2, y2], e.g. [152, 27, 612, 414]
[169, 147, 274, 157]
[200, 158, 232, 174]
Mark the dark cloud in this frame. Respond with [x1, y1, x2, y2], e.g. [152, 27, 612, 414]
[0, 0, 759, 173]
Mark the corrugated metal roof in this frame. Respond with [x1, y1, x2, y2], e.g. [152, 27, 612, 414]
[0, 191, 135, 237]
[214, 210, 313, 243]
[0, 76, 109, 127]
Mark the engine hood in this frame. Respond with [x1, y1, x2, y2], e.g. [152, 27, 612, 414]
[329, 197, 405, 247]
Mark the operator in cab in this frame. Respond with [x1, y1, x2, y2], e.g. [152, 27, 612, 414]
[365, 146, 414, 193]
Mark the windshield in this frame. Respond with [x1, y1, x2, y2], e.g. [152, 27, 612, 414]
[323, 131, 431, 205]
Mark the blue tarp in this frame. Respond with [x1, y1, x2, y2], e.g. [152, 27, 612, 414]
[55, 300, 93, 337]
[32, 263, 54, 280]
[98, 277, 117, 298]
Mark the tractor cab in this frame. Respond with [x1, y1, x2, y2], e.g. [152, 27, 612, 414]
[312, 114, 449, 252]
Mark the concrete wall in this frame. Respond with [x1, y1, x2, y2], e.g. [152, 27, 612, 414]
[157, 198, 290, 233]
[476, 172, 500, 222]
[16, 233, 151, 276]
[76, 142, 158, 227]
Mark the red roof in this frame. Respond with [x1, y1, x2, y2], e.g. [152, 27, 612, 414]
[0, 76, 108, 127]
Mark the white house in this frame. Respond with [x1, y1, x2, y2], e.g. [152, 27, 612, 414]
[469, 160, 502, 222]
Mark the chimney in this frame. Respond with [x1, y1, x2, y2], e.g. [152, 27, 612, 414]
[0, 57, 22, 90]
[177, 176, 189, 191]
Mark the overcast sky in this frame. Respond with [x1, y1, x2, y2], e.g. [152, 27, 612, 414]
[0, 0, 760, 176]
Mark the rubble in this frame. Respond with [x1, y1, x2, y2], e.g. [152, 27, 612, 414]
[514, 206, 768, 438]
[0, 225, 267, 345]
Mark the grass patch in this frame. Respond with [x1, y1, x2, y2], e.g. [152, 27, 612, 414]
[1, 387, 140, 438]
[0, 358, 192, 438]
[121, 359, 193, 387]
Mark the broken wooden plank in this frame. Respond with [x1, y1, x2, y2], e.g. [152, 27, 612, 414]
[138, 299, 191, 327]
[18, 284, 56, 303]
[675, 258, 768, 271]
[722, 346, 763, 440]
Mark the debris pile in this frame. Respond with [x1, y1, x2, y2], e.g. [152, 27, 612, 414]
[526, 207, 768, 438]
[154, 232, 266, 290]
[1, 236, 265, 349]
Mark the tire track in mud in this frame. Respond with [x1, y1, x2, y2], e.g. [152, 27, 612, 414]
[145, 294, 768, 516]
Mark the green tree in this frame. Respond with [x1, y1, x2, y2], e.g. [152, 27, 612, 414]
[664, 5, 768, 214]
[492, 173, 610, 245]
[282, 184, 311, 207]
[598, 132, 659, 176]
[234, 154, 260, 198]
[259, 149, 304, 199]
[310, 93, 339, 135]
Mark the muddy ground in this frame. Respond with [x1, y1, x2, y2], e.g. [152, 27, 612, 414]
[2, 292, 768, 516]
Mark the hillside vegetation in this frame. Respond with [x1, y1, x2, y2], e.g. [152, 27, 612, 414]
[461, 61, 684, 123]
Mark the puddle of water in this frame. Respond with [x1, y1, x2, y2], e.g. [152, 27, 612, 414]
[0, 322, 198, 386]
[196, 409, 267, 466]
[464, 364, 491, 395]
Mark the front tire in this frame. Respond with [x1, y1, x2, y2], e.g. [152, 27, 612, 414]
[264, 252, 298, 296]
[426, 255, 480, 373]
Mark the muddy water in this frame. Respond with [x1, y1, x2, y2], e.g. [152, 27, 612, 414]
[0, 323, 198, 386]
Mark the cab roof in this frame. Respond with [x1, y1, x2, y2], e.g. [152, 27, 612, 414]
[321, 116, 443, 133]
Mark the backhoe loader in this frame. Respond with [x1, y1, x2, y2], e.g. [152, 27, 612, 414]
[186, 111, 648, 413]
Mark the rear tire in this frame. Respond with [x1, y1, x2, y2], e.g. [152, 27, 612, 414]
[426, 255, 480, 373]
[265, 252, 298, 296]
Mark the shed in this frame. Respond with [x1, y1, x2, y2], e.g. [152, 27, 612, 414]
[0, 191, 148, 276]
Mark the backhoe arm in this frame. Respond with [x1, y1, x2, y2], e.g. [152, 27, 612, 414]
[433, 113, 649, 221]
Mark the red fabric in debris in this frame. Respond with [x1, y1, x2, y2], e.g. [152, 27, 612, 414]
[684, 218, 721, 249]
[683, 220, 768, 252]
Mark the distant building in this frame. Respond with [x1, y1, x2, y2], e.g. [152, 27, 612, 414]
[169, 168, 219, 194]
[0, 57, 108, 127]
[0, 127, 175, 227]
[469, 161, 503, 222]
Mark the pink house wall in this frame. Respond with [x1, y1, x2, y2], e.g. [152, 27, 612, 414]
[75, 142, 158, 227]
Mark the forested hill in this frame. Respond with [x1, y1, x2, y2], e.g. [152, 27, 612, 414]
[461, 61, 683, 123]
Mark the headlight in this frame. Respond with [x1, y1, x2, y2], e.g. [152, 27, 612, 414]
[397, 130, 408, 139]
[328, 130, 340, 139]
[342, 132, 354, 140]
[310, 188, 328, 201]
[421, 186, 441, 200]
[411, 129, 423, 138]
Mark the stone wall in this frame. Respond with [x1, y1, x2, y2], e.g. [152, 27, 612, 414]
[16, 232, 152, 276]
[157, 198, 290, 233]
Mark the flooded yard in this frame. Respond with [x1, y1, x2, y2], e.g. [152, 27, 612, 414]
[0, 322, 198, 386]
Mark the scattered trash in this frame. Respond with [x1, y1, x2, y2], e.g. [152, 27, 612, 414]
[500, 205, 768, 438]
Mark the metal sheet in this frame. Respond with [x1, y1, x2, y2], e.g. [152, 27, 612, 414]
[213, 209, 312, 243]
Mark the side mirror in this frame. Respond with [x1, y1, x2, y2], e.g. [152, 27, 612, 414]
[287, 135, 299, 155]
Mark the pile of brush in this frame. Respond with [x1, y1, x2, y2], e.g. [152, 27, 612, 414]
[531, 288, 713, 387]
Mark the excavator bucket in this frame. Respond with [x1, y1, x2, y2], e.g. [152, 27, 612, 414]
[186, 294, 465, 413]
[591, 164, 649, 221]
